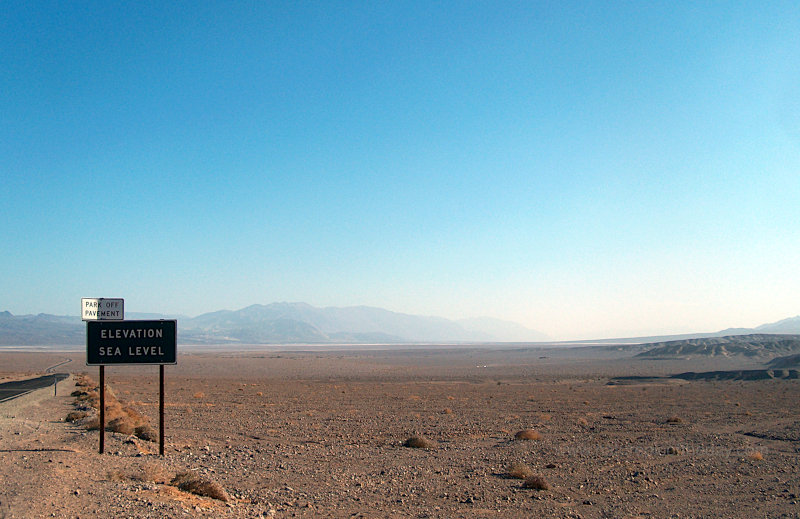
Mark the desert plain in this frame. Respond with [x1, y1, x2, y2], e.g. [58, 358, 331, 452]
[1, 345, 798, 518]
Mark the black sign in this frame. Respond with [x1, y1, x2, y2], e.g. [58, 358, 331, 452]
[87, 320, 177, 365]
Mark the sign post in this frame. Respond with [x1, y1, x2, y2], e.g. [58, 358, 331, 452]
[99, 365, 105, 453]
[160, 365, 165, 455]
[83, 298, 176, 456]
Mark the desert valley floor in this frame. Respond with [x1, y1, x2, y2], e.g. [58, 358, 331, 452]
[1, 346, 798, 518]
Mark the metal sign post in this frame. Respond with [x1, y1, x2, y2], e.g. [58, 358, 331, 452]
[99, 365, 105, 454]
[160, 365, 165, 456]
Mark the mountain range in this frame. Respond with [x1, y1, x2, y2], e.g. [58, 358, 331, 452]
[1, 305, 799, 346]
[635, 334, 800, 359]
[0, 303, 548, 345]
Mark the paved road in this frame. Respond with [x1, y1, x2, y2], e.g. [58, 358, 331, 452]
[0, 374, 70, 403]
[46, 359, 72, 373]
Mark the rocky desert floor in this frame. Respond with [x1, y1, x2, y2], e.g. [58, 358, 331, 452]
[1, 346, 799, 518]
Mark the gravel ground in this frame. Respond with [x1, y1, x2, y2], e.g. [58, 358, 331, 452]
[1, 350, 799, 518]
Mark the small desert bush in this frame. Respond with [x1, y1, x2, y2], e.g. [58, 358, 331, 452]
[523, 475, 550, 490]
[65, 410, 88, 422]
[70, 379, 153, 435]
[104, 403, 127, 423]
[84, 416, 101, 430]
[508, 462, 534, 479]
[514, 429, 542, 441]
[75, 374, 95, 387]
[170, 472, 229, 501]
[107, 416, 135, 435]
[193, 391, 205, 399]
[577, 417, 589, 427]
[665, 416, 683, 424]
[123, 407, 146, 424]
[132, 463, 168, 483]
[135, 424, 158, 442]
[748, 451, 764, 461]
[403, 436, 436, 449]
[74, 390, 97, 403]
[107, 469, 127, 482]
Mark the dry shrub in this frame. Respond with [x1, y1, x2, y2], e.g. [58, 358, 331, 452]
[75, 374, 95, 387]
[403, 436, 436, 449]
[508, 462, 534, 479]
[84, 416, 101, 430]
[170, 472, 229, 501]
[577, 417, 589, 427]
[135, 424, 158, 442]
[132, 463, 168, 483]
[77, 390, 100, 407]
[665, 416, 683, 424]
[193, 392, 205, 399]
[74, 390, 97, 403]
[104, 402, 127, 422]
[748, 451, 764, 461]
[443, 408, 453, 415]
[107, 416, 135, 435]
[123, 407, 146, 424]
[514, 429, 542, 441]
[71, 381, 152, 436]
[523, 475, 550, 490]
[107, 470, 127, 482]
[65, 411, 88, 422]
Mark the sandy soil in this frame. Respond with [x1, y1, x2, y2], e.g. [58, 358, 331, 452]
[1, 347, 798, 518]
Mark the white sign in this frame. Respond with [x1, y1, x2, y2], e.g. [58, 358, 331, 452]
[81, 298, 125, 321]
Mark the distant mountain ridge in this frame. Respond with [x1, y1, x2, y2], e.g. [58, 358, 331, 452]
[181, 302, 549, 344]
[635, 334, 800, 359]
[0, 302, 548, 345]
[2, 306, 798, 346]
[573, 316, 800, 345]
[717, 316, 800, 336]
[0, 312, 84, 345]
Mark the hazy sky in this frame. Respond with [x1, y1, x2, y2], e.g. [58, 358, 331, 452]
[2, 1, 799, 340]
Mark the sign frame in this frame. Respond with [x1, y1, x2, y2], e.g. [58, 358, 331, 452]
[86, 319, 177, 366]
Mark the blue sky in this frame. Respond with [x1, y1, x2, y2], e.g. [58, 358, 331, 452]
[2, 1, 799, 340]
